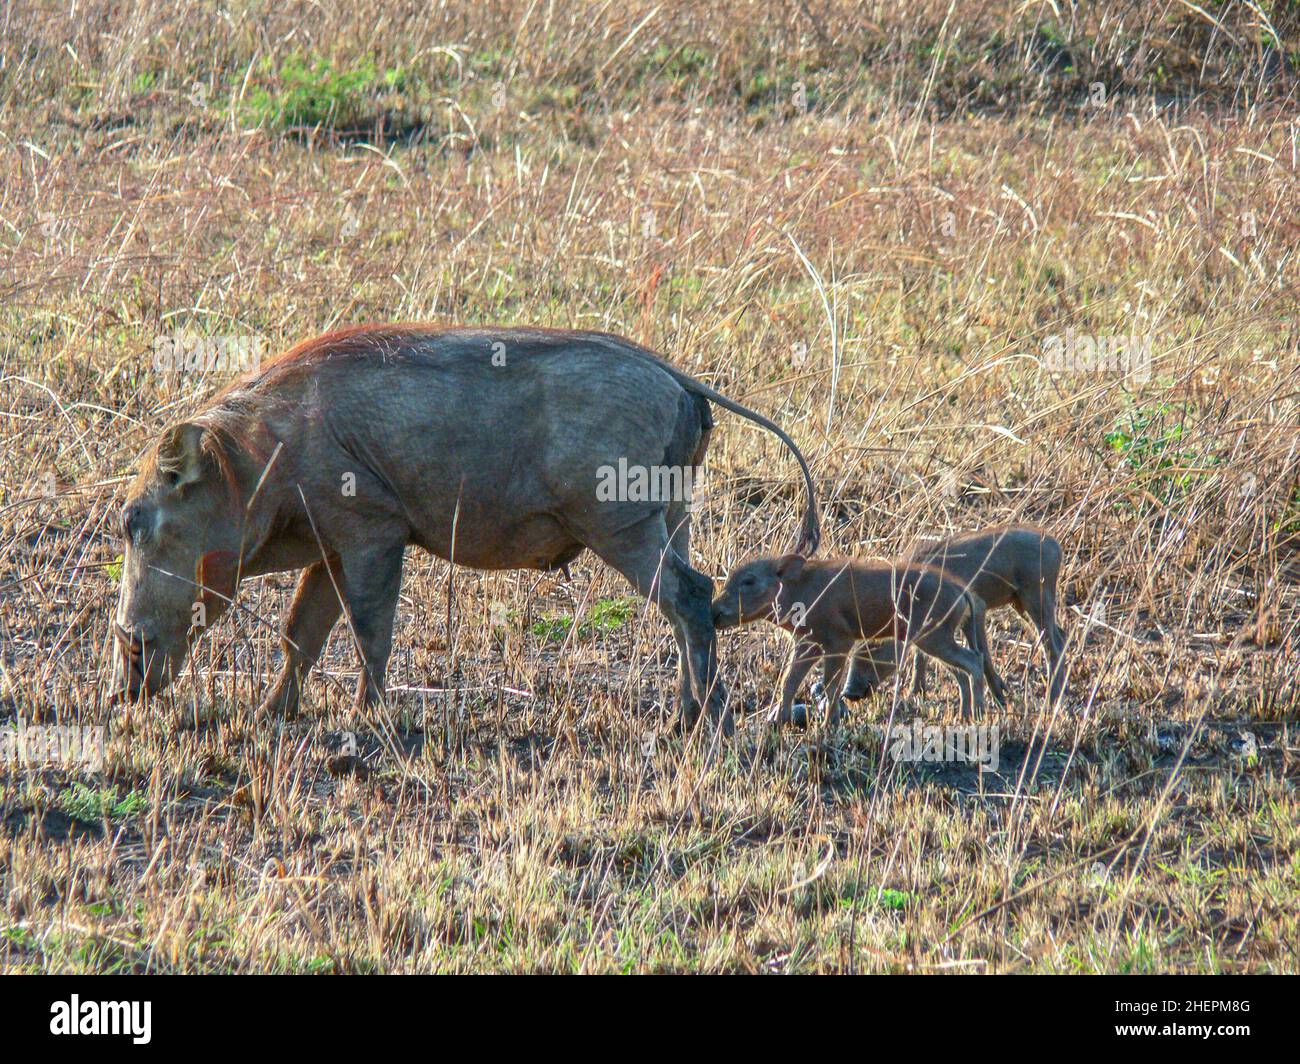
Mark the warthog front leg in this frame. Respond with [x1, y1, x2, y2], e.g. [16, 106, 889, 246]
[339, 539, 406, 711]
[258, 555, 344, 719]
[768, 638, 821, 726]
[818, 645, 852, 727]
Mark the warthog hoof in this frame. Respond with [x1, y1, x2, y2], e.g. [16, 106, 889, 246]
[675, 698, 734, 740]
[842, 679, 877, 702]
[256, 675, 303, 721]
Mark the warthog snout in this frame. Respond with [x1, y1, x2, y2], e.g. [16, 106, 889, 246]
[712, 554, 804, 630]
[112, 421, 243, 703]
[111, 619, 177, 700]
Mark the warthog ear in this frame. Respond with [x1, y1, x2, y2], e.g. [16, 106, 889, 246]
[158, 422, 211, 492]
[775, 553, 806, 581]
[195, 550, 239, 611]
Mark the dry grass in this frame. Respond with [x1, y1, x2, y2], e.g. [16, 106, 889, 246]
[1, 1, 1298, 972]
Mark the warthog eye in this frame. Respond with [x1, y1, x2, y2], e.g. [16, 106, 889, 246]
[121, 502, 150, 543]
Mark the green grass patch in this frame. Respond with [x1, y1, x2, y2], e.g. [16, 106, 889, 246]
[529, 597, 639, 643]
[59, 783, 148, 822]
[242, 53, 401, 131]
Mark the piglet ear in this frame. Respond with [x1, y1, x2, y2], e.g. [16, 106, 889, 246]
[195, 550, 240, 607]
[775, 553, 806, 581]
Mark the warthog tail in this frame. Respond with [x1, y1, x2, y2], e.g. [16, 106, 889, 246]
[608, 340, 821, 557]
[962, 589, 987, 659]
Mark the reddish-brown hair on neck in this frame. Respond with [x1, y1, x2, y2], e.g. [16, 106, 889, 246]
[188, 324, 444, 516]
[230, 322, 445, 394]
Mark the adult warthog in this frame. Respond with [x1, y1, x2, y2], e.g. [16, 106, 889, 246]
[112, 325, 819, 736]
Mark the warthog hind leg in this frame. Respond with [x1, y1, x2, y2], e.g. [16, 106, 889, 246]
[842, 640, 903, 700]
[1016, 585, 1068, 705]
[595, 512, 730, 737]
[913, 626, 986, 720]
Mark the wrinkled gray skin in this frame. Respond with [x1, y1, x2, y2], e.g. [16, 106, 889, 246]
[711, 554, 989, 726]
[112, 326, 820, 737]
[835, 524, 1065, 705]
